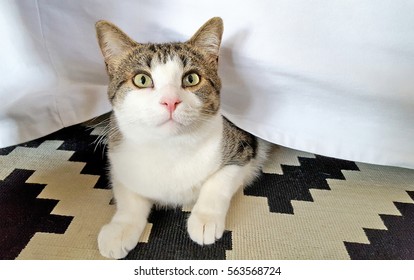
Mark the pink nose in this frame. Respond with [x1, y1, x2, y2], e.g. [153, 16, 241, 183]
[160, 98, 182, 114]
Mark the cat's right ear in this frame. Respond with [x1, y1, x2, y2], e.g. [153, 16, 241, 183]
[95, 21, 137, 66]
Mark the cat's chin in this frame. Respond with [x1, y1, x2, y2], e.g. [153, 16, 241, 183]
[118, 118, 198, 142]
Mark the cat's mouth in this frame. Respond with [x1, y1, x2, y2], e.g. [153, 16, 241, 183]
[158, 111, 195, 127]
[156, 115, 199, 134]
[158, 117, 184, 127]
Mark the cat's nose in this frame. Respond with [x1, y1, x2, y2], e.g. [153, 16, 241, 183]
[160, 97, 182, 113]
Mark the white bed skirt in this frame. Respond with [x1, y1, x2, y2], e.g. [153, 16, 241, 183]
[1, 0, 413, 169]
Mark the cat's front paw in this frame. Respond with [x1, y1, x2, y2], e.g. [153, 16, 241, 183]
[98, 222, 143, 259]
[187, 211, 225, 245]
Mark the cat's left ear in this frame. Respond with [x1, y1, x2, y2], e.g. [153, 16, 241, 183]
[95, 20, 137, 66]
[187, 17, 223, 60]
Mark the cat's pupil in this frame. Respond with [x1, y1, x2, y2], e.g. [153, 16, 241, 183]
[188, 75, 193, 84]
[141, 75, 146, 85]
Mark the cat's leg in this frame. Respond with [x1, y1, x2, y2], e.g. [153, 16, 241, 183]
[187, 164, 250, 245]
[98, 180, 152, 259]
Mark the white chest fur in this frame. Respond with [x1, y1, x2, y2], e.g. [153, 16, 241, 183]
[109, 121, 223, 206]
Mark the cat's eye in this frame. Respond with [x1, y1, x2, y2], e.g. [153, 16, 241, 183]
[133, 73, 153, 88]
[182, 73, 200, 87]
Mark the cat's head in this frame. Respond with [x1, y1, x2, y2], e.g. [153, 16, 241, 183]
[96, 17, 223, 139]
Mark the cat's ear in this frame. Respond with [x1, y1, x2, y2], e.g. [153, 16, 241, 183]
[187, 17, 223, 59]
[95, 20, 137, 65]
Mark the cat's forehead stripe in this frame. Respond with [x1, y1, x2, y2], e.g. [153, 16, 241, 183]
[143, 43, 178, 65]
[143, 43, 203, 68]
[124, 43, 206, 77]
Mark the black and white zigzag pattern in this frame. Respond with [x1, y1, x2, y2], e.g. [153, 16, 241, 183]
[0, 123, 413, 260]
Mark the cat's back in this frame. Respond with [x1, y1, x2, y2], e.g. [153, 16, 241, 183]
[221, 117, 271, 182]
[222, 117, 259, 166]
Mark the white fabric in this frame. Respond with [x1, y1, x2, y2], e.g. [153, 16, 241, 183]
[1, 0, 413, 169]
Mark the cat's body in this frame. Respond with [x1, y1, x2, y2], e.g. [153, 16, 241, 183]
[96, 17, 270, 259]
[110, 114, 268, 207]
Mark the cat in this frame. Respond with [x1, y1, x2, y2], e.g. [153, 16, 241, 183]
[95, 17, 271, 259]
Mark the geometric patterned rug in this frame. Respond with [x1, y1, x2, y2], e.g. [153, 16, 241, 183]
[1, 117, 413, 260]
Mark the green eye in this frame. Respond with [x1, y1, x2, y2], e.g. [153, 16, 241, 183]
[133, 73, 153, 88]
[183, 73, 200, 87]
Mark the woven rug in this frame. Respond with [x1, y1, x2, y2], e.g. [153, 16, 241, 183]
[1, 117, 413, 260]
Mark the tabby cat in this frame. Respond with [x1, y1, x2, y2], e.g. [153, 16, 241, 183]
[95, 17, 270, 259]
